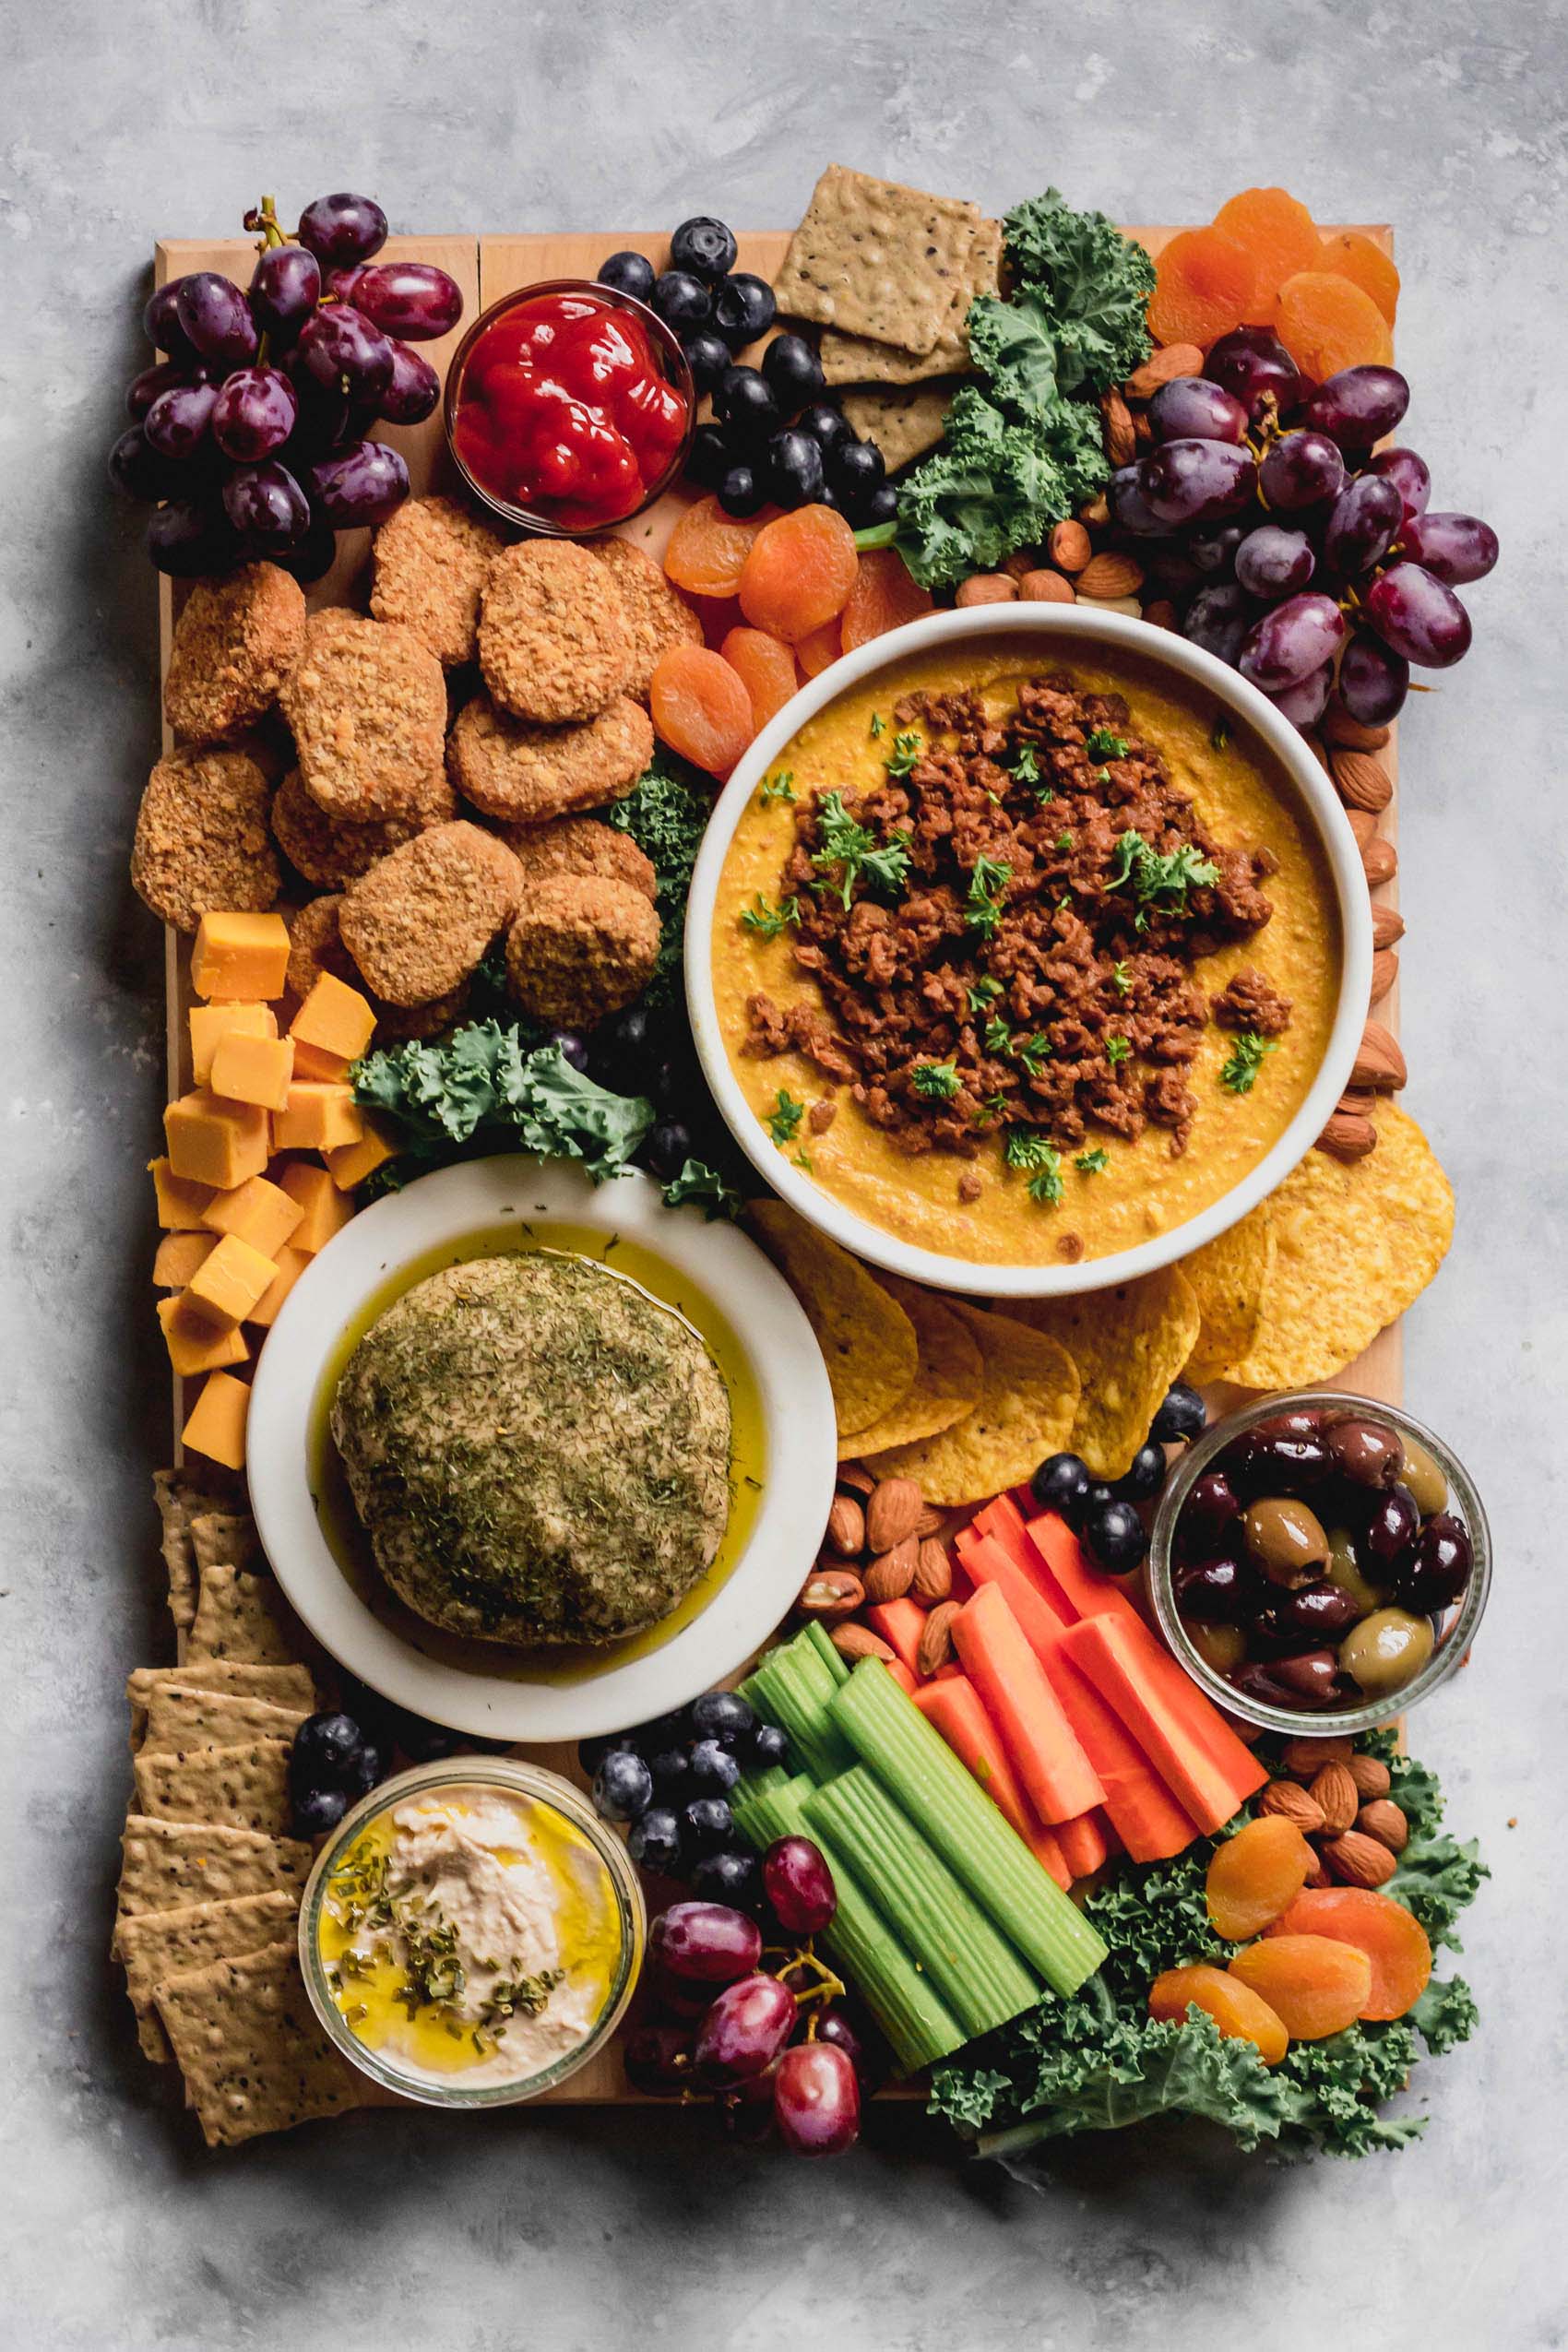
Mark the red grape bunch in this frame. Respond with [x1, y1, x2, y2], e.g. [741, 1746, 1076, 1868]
[623, 1840, 876, 2157]
[1111, 331, 1498, 729]
[110, 191, 464, 581]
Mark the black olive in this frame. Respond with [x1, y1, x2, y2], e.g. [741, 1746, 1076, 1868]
[1173, 1554, 1253, 1623]
[1362, 1481, 1421, 1569]
[1177, 1469, 1243, 1558]
[1325, 1416, 1405, 1489]
[1267, 1648, 1343, 1705]
[1394, 1513, 1473, 1612]
[1274, 1580, 1362, 1640]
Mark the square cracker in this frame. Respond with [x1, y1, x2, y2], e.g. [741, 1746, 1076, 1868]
[819, 218, 1003, 385]
[116, 1816, 313, 1932]
[841, 383, 956, 475]
[140, 1682, 311, 1757]
[190, 1510, 265, 1574]
[153, 1938, 363, 2147]
[118, 1890, 299, 2064]
[132, 1738, 294, 1835]
[153, 1468, 232, 1631]
[187, 1564, 308, 1667]
[773, 165, 980, 355]
[127, 1660, 317, 1745]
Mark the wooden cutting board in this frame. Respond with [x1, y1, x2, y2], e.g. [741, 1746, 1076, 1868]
[149, 223, 1399, 2104]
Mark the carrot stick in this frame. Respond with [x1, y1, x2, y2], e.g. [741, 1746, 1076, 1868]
[863, 1597, 925, 1676]
[952, 1583, 1104, 1824]
[1022, 1509, 1143, 1622]
[1054, 1809, 1111, 1881]
[954, 1526, 1069, 1658]
[912, 1674, 1039, 1840]
[886, 1658, 916, 1696]
[1062, 1614, 1267, 1833]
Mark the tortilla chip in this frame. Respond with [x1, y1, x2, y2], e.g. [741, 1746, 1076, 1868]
[118, 1890, 299, 2064]
[140, 1682, 311, 1757]
[862, 1302, 1079, 1505]
[772, 165, 981, 355]
[190, 1509, 265, 1574]
[841, 383, 956, 474]
[127, 1660, 317, 1744]
[1016, 1268, 1202, 1479]
[839, 1276, 983, 1455]
[1222, 1103, 1454, 1389]
[153, 1467, 233, 1631]
[132, 1738, 294, 1836]
[153, 1939, 363, 2146]
[187, 1563, 309, 1667]
[749, 1199, 918, 1434]
[1181, 1208, 1276, 1383]
[116, 1818, 313, 1942]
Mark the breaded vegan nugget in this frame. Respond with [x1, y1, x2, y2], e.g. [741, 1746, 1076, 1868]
[590, 539, 704, 701]
[278, 612, 446, 823]
[478, 541, 634, 724]
[339, 822, 524, 1007]
[270, 764, 458, 888]
[500, 815, 657, 901]
[504, 876, 660, 1028]
[446, 690, 652, 825]
[131, 747, 280, 932]
[285, 895, 357, 1002]
[163, 564, 307, 744]
[369, 495, 505, 668]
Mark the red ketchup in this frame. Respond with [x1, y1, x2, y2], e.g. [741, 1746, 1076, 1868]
[452, 291, 689, 529]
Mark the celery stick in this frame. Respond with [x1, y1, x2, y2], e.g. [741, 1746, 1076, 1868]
[801, 1619, 849, 1685]
[739, 1633, 856, 1782]
[804, 1767, 1039, 2040]
[830, 1658, 1107, 1994]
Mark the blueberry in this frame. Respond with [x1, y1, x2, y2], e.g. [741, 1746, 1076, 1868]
[683, 331, 731, 395]
[766, 427, 825, 506]
[1081, 1481, 1116, 1519]
[291, 1784, 350, 1837]
[688, 1737, 741, 1794]
[651, 269, 713, 332]
[712, 273, 776, 349]
[718, 463, 764, 517]
[814, 482, 843, 512]
[856, 482, 900, 531]
[795, 399, 850, 450]
[624, 1708, 687, 1755]
[593, 1748, 655, 1822]
[692, 1848, 761, 1908]
[1111, 1442, 1168, 1503]
[1081, 1498, 1149, 1574]
[642, 1118, 693, 1182]
[647, 1746, 691, 1800]
[549, 1028, 590, 1073]
[670, 216, 739, 283]
[291, 1712, 363, 1780]
[761, 332, 826, 407]
[627, 1807, 683, 1873]
[691, 1690, 755, 1744]
[1032, 1452, 1091, 1518]
[593, 1000, 651, 1084]
[746, 1721, 790, 1771]
[1150, 1381, 1207, 1444]
[341, 1744, 386, 1799]
[686, 420, 731, 490]
[388, 1710, 461, 1764]
[597, 250, 656, 303]
[683, 1795, 735, 1852]
[715, 365, 779, 444]
[577, 1732, 618, 1776]
[832, 437, 885, 506]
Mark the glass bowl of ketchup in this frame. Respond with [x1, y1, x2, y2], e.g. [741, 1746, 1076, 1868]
[443, 279, 695, 536]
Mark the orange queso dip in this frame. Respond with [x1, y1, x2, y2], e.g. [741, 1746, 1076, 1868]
[710, 642, 1341, 1268]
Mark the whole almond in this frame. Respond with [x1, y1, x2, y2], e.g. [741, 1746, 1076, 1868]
[1309, 1761, 1360, 1837]
[1370, 947, 1398, 1007]
[1003, 548, 1043, 580]
[796, 1567, 865, 1625]
[1142, 598, 1178, 631]
[917, 1599, 962, 1679]
[1330, 747, 1394, 814]
[1323, 1828, 1396, 1888]
[1323, 700, 1392, 752]
[912, 1537, 954, 1604]
[1134, 410, 1154, 445]
[826, 1494, 866, 1558]
[865, 1478, 923, 1554]
[1281, 1734, 1353, 1779]
[1099, 388, 1136, 467]
[1362, 834, 1398, 887]
[1351, 1017, 1407, 1093]
[1076, 551, 1146, 599]
[1347, 1752, 1392, 1800]
[1372, 903, 1406, 951]
[863, 1535, 918, 1604]
[1123, 342, 1204, 398]
[830, 1621, 896, 1665]
[1017, 568, 1076, 604]
[1048, 520, 1092, 573]
[1357, 1798, 1409, 1853]
[837, 1463, 875, 1496]
[1258, 1779, 1326, 1835]
[1316, 1108, 1378, 1163]
[956, 573, 1018, 607]
[1302, 1850, 1332, 1889]
[1347, 807, 1378, 849]
[914, 1503, 945, 1539]
[1078, 492, 1111, 528]
[1304, 732, 1331, 772]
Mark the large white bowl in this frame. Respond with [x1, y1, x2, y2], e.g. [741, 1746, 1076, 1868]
[685, 603, 1372, 1299]
[245, 1154, 837, 1740]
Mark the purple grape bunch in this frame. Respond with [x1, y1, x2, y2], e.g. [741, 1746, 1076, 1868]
[1113, 329, 1498, 728]
[109, 190, 464, 579]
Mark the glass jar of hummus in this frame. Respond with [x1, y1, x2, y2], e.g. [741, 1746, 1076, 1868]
[299, 1758, 645, 2108]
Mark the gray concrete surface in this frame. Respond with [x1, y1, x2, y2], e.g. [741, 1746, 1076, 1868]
[2, 1, 1562, 2345]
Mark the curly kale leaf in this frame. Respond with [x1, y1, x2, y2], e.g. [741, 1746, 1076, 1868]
[599, 744, 712, 1009]
[353, 1029, 654, 1175]
[1002, 186, 1156, 395]
[896, 386, 1109, 588]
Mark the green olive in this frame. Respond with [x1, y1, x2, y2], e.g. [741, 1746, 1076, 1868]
[1324, 1526, 1389, 1616]
[1188, 1621, 1246, 1675]
[1399, 1437, 1449, 1517]
[1243, 1495, 1331, 1586]
[1338, 1606, 1435, 1696]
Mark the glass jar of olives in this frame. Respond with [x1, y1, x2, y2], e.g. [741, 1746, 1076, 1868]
[1148, 1389, 1490, 1737]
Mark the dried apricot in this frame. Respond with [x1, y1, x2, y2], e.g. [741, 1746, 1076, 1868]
[1275, 272, 1395, 379]
[1212, 188, 1322, 319]
[690, 594, 744, 649]
[738, 505, 860, 643]
[796, 619, 844, 678]
[1269, 1886, 1431, 2021]
[1316, 232, 1400, 327]
[647, 643, 754, 778]
[1148, 1963, 1289, 2065]
[719, 626, 801, 733]
[663, 496, 770, 600]
[1205, 1813, 1314, 1939]
[840, 548, 934, 652]
[1229, 1935, 1372, 2039]
[1147, 228, 1259, 350]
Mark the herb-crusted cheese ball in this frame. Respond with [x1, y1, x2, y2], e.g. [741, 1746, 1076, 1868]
[330, 1254, 732, 1645]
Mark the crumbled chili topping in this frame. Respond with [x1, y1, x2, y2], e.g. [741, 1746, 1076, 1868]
[743, 676, 1288, 1174]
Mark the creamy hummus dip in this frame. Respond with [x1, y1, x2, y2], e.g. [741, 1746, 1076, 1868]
[318, 1782, 625, 2087]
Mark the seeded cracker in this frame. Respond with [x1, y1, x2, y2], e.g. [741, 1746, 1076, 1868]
[818, 217, 1003, 385]
[153, 1939, 364, 2147]
[132, 1738, 295, 1835]
[772, 165, 981, 356]
[187, 1563, 310, 1666]
[116, 1817, 313, 1931]
[841, 384, 956, 475]
[153, 1467, 234, 1631]
[139, 1682, 311, 1757]
[127, 1660, 318, 1746]
[189, 1509, 265, 1575]
[118, 1889, 299, 2064]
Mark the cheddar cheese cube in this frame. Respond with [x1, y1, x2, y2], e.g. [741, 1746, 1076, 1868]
[157, 1296, 250, 1378]
[326, 1118, 399, 1192]
[153, 1230, 215, 1289]
[210, 1029, 296, 1111]
[279, 1161, 355, 1253]
[191, 911, 291, 1002]
[184, 1233, 279, 1330]
[271, 1082, 364, 1153]
[189, 1001, 277, 1087]
[200, 1173, 305, 1259]
[182, 1371, 250, 1471]
[149, 1156, 215, 1231]
[290, 971, 376, 1064]
[248, 1244, 311, 1327]
[163, 1090, 271, 1190]
[290, 1039, 351, 1084]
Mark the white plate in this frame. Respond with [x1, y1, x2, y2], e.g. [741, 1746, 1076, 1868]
[684, 602, 1372, 1299]
[246, 1154, 837, 1740]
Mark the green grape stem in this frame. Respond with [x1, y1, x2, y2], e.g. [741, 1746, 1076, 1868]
[244, 194, 289, 253]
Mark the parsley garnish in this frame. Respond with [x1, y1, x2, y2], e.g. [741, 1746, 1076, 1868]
[1014, 1031, 1051, 1076]
[758, 770, 797, 805]
[809, 791, 912, 909]
[1008, 742, 1042, 787]
[1105, 1034, 1132, 1068]
[1004, 1129, 1063, 1205]
[1084, 728, 1128, 761]
[766, 1089, 805, 1146]
[1219, 1031, 1276, 1095]
[885, 728, 923, 777]
[1055, 830, 1075, 851]
[965, 855, 1013, 938]
[968, 976, 1004, 1011]
[1105, 829, 1220, 930]
[982, 1015, 1014, 1055]
[1111, 959, 1132, 995]
[1075, 1146, 1111, 1174]
[740, 892, 801, 939]
[1210, 713, 1231, 752]
[869, 711, 887, 740]
[978, 1090, 1011, 1121]
[793, 1147, 814, 1171]
[913, 1060, 961, 1099]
